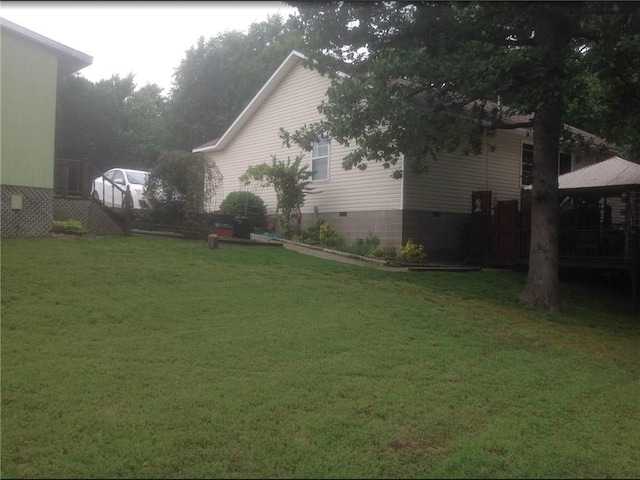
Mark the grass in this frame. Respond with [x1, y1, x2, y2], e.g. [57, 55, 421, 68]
[1, 235, 639, 479]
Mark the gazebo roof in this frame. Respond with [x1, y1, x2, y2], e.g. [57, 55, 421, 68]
[558, 156, 640, 195]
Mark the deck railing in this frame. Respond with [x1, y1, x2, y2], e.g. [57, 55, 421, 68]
[54, 158, 127, 210]
[54, 157, 91, 198]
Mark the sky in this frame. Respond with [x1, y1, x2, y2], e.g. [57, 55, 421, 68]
[0, 1, 298, 94]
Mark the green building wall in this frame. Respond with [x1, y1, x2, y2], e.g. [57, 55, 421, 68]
[1, 27, 59, 237]
[1, 28, 58, 189]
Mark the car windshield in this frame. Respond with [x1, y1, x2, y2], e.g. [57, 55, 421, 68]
[125, 171, 149, 185]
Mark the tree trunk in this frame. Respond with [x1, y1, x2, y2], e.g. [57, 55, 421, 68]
[520, 106, 561, 310]
[520, 6, 570, 311]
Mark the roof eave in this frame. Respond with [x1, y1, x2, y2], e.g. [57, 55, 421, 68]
[558, 185, 636, 196]
[192, 50, 308, 154]
[1, 17, 93, 74]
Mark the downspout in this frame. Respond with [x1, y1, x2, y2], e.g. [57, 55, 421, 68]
[400, 153, 405, 211]
[400, 153, 406, 249]
[485, 135, 490, 191]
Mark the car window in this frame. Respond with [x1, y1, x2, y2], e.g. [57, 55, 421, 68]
[125, 171, 148, 185]
[112, 171, 125, 184]
[104, 170, 116, 181]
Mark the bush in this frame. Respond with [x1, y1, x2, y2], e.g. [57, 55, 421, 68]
[398, 239, 426, 263]
[347, 233, 380, 257]
[219, 191, 267, 230]
[370, 246, 397, 261]
[294, 219, 345, 250]
[52, 219, 87, 234]
[293, 220, 322, 245]
[319, 221, 343, 248]
[294, 223, 398, 262]
[146, 150, 207, 213]
[346, 234, 397, 261]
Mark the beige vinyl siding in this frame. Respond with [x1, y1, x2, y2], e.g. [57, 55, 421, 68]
[206, 61, 402, 213]
[304, 144, 402, 214]
[403, 129, 525, 214]
[1, 30, 58, 189]
[403, 128, 611, 214]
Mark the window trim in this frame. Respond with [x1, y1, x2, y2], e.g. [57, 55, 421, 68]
[521, 143, 534, 187]
[558, 151, 572, 175]
[521, 142, 574, 186]
[311, 137, 330, 182]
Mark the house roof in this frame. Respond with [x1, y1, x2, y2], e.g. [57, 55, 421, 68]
[465, 100, 613, 150]
[558, 156, 640, 193]
[194, 138, 220, 151]
[0, 17, 93, 75]
[192, 49, 612, 156]
[192, 50, 308, 153]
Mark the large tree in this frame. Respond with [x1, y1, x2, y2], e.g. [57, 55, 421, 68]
[564, 5, 640, 161]
[119, 83, 166, 169]
[286, 1, 640, 311]
[56, 73, 166, 172]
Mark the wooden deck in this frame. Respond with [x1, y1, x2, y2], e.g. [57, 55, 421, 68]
[470, 190, 639, 310]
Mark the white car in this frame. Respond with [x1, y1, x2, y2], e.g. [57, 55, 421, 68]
[92, 168, 150, 209]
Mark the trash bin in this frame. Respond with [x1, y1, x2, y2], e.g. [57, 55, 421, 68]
[233, 216, 252, 239]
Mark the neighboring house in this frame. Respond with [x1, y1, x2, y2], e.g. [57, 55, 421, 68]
[193, 50, 615, 262]
[1, 18, 92, 238]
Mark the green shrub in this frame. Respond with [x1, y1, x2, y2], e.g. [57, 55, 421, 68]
[294, 219, 345, 249]
[370, 246, 397, 261]
[294, 220, 323, 245]
[147, 150, 207, 213]
[347, 234, 397, 261]
[319, 221, 345, 249]
[347, 233, 380, 257]
[52, 219, 87, 234]
[292, 227, 319, 245]
[219, 191, 267, 230]
[398, 239, 426, 263]
[295, 224, 397, 261]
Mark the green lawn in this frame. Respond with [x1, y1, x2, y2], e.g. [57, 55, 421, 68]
[1, 236, 638, 479]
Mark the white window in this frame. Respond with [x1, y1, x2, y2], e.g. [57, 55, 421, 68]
[311, 137, 330, 181]
[521, 143, 573, 186]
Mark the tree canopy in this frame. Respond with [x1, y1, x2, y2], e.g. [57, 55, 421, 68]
[286, 0, 640, 310]
[56, 73, 165, 172]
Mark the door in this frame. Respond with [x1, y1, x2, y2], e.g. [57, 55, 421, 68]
[493, 200, 518, 261]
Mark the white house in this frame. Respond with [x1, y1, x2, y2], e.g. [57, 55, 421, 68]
[193, 50, 614, 262]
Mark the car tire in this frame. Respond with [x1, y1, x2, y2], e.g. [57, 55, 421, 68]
[92, 191, 100, 202]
